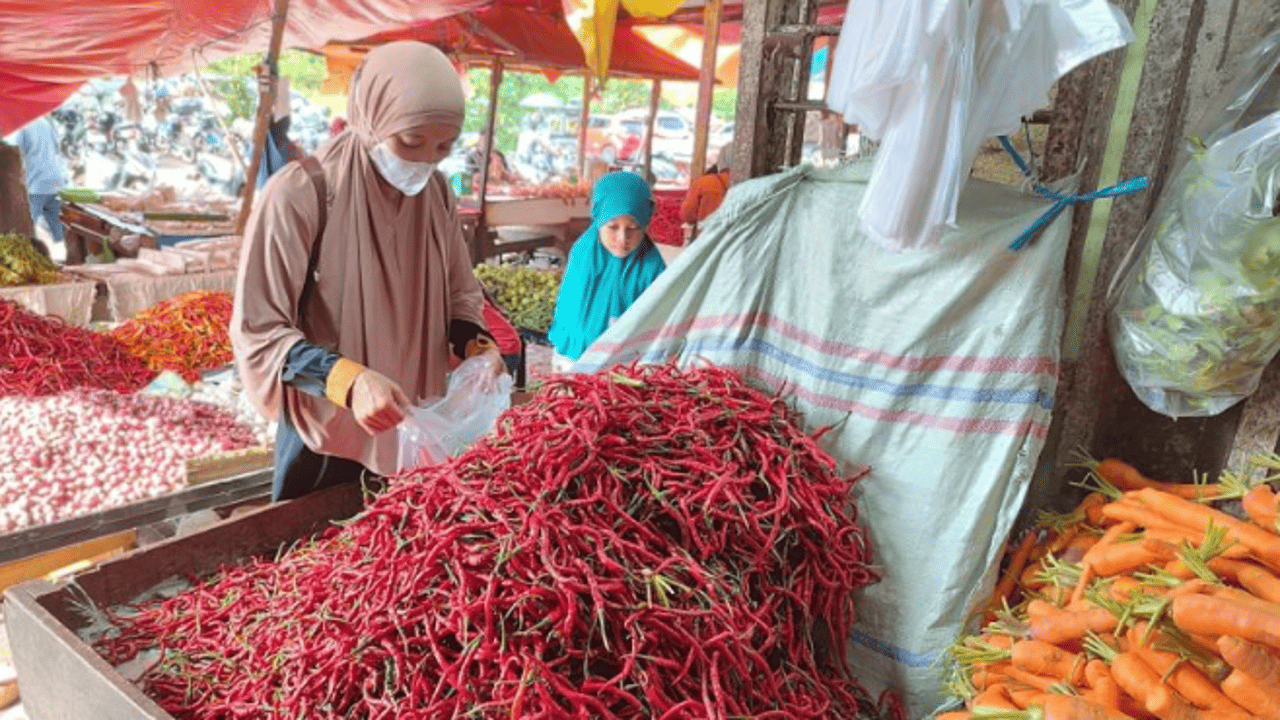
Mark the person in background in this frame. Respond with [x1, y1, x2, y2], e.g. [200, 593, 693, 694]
[679, 142, 733, 241]
[548, 171, 666, 371]
[12, 116, 66, 259]
[231, 41, 504, 502]
[329, 116, 348, 138]
[255, 68, 304, 189]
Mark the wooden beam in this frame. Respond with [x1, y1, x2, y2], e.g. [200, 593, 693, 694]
[235, 0, 293, 235]
[577, 74, 592, 184]
[643, 79, 661, 181]
[474, 59, 504, 265]
[731, 0, 818, 183]
[691, 0, 724, 179]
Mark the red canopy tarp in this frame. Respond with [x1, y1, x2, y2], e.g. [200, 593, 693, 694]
[323, 2, 700, 85]
[0, 0, 489, 134]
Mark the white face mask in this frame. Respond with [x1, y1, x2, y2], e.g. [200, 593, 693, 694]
[369, 140, 436, 195]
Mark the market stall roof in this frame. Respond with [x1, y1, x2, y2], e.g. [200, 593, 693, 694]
[0, 0, 494, 135]
[320, 2, 701, 90]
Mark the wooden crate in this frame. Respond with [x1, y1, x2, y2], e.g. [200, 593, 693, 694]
[4, 482, 363, 720]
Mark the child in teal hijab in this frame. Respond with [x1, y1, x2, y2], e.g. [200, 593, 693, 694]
[549, 171, 666, 365]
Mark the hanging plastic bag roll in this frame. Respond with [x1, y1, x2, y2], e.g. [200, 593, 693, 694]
[396, 355, 513, 471]
[1108, 29, 1280, 418]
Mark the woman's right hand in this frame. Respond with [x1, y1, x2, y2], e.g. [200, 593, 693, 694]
[349, 369, 410, 435]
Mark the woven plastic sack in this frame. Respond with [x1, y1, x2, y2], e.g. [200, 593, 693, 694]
[397, 355, 512, 471]
[1108, 30, 1280, 417]
[572, 161, 1072, 717]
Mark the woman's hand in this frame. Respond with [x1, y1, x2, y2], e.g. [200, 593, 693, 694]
[349, 369, 410, 435]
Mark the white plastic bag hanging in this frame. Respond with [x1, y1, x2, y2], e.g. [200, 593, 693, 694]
[1108, 30, 1280, 417]
[396, 355, 513, 471]
[826, 0, 1133, 250]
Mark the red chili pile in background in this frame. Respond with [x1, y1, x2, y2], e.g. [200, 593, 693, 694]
[109, 291, 234, 382]
[0, 299, 153, 397]
[648, 189, 686, 246]
[98, 363, 886, 719]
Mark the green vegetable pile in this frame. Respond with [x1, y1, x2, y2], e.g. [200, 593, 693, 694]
[473, 263, 560, 334]
[0, 233, 61, 287]
[1110, 120, 1280, 417]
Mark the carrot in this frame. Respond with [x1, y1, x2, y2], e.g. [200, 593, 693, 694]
[1002, 665, 1066, 693]
[972, 664, 1010, 691]
[1108, 575, 1145, 603]
[1144, 683, 1251, 720]
[1126, 630, 1247, 713]
[1131, 488, 1280, 569]
[1241, 484, 1278, 530]
[935, 712, 972, 720]
[1027, 598, 1066, 618]
[1005, 681, 1044, 709]
[1219, 559, 1280, 604]
[1036, 694, 1140, 720]
[1170, 593, 1280, 650]
[1090, 537, 1178, 577]
[1030, 606, 1118, 645]
[1217, 635, 1280, 688]
[1221, 667, 1280, 714]
[1073, 521, 1138, 603]
[1011, 639, 1087, 686]
[967, 683, 1019, 709]
[988, 530, 1043, 621]
[1078, 491, 1112, 527]
[1097, 458, 1222, 500]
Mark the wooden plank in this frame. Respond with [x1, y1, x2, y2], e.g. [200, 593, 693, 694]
[184, 446, 275, 487]
[0, 681, 17, 710]
[0, 530, 136, 595]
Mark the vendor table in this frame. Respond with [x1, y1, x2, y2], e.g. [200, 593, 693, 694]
[5, 481, 360, 720]
[0, 278, 97, 326]
[462, 195, 592, 263]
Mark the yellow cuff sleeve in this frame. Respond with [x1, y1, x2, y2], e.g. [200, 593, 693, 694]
[325, 357, 365, 407]
[465, 335, 497, 358]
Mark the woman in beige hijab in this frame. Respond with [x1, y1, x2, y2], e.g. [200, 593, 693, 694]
[232, 41, 501, 501]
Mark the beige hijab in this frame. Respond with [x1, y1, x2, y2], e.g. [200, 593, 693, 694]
[231, 41, 485, 475]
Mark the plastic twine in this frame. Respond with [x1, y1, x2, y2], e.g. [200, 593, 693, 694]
[998, 135, 1149, 251]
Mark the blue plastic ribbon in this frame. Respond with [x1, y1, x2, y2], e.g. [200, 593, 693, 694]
[997, 135, 1150, 251]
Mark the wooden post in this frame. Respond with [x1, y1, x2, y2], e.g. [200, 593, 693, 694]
[234, 0, 292, 235]
[643, 79, 661, 181]
[577, 74, 592, 184]
[0, 143, 34, 238]
[691, 0, 724, 179]
[472, 59, 504, 264]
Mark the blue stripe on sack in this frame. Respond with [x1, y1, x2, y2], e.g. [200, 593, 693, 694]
[582, 335, 1054, 410]
[851, 629, 937, 667]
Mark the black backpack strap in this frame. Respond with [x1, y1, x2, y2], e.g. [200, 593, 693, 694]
[296, 155, 327, 324]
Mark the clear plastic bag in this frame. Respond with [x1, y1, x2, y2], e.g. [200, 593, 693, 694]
[1108, 30, 1280, 417]
[396, 356, 512, 471]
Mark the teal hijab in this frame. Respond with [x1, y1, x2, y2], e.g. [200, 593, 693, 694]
[549, 171, 666, 361]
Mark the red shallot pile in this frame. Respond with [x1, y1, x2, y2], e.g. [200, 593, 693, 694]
[0, 390, 258, 533]
[0, 299, 153, 397]
[98, 364, 885, 719]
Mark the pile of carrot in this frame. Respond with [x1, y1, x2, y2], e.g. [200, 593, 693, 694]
[96, 364, 891, 719]
[109, 291, 233, 383]
[941, 456, 1280, 720]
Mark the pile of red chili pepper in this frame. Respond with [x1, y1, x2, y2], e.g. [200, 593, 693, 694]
[0, 300, 153, 397]
[97, 364, 885, 719]
[109, 291, 233, 382]
[648, 190, 686, 246]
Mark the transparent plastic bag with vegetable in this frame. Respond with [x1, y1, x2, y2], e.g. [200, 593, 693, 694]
[396, 355, 512, 471]
[1108, 30, 1280, 418]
